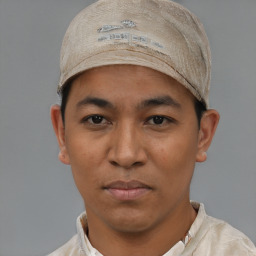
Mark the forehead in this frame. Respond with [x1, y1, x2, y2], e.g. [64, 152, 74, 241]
[66, 65, 195, 110]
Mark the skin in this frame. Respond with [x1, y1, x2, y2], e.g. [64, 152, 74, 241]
[51, 65, 219, 256]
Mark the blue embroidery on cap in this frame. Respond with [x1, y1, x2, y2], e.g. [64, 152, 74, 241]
[97, 20, 164, 49]
[97, 25, 123, 33]
[151, 41, 163, 49]
[132, 35, 148, 44]
[98, 33, 129, 42]
[98, 32, 164, 49]
[121, 20, 136, 28]
[97, 20, 136, 33]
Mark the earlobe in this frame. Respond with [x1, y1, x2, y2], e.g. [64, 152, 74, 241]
[196, 109, 220, 162]
[50, 104, 70, 165]
[196, 151, 207, 162]
[58, 150, 70, 165]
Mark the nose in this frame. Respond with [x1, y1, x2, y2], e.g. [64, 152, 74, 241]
[108, 121, 147, 169]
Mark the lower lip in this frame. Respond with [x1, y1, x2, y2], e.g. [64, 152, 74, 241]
[106, 188, 150, 201]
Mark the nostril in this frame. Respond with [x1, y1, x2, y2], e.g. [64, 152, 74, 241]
[110, 160, 119, 167]
[109, 160, 143, 168]
[132, 161, 144, 167]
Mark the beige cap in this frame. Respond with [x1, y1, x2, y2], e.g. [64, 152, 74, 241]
[59, 0, 211, 107]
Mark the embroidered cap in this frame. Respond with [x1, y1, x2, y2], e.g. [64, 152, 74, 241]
[59, 0, 211, 107]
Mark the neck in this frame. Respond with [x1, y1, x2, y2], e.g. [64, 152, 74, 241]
[85, 200, 197, 256]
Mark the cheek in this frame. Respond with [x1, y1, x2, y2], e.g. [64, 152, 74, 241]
[65, 134, 103, 193]
[154, 135, 197, 164]
[66, 130, 101, 165]
[149, 131, 198, 183]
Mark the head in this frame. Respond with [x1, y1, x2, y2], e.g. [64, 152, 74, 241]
[51, 0, 219, 240]
[51, 64, 219, 237]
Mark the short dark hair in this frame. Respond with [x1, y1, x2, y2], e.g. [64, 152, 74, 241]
[60, 81, 72, 124]
[194, 98, 207, 127]
[60, 82, 206, 127]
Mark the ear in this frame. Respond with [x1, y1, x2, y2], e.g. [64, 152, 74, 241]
[196, 109, 220, 162]
[50, 104, 70, 165]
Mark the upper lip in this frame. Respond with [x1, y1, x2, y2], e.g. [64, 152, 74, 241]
[104, 180, 151, 190]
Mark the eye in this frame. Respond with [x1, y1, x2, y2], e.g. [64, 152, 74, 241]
[146, 115, 174, 125]
[150, 116, 165, 125]
[82, 115, 108, 125]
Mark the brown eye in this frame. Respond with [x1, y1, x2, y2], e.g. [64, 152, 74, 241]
[147, 116, 165, 125]
[90, 115, 104, 124]
[152, 116, 164, 125]
[146, 115, 175, 126]
[82, 115, 108, 125]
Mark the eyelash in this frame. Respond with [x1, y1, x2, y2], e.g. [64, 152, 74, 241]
[81, 114, 175, 127]
[146, 115, 175, 126]
[81, 115, 109, 125]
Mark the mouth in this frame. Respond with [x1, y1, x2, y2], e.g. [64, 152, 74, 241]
[104, 180, 152, 201]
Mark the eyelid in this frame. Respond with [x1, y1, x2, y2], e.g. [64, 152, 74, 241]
[81, 114, 110, 125]
[145, 115, 176, 125]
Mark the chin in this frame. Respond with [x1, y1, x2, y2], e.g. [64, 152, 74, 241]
[105, 209, 155, 234]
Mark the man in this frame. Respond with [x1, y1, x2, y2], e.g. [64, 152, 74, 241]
[49, 0, 256, 255]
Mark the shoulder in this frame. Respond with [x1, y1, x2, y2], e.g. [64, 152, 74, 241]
[47, 235, 84, 256]
[194, 215, 256, 255]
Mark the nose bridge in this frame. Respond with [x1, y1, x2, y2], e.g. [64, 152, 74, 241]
[109, 119, 145, 168]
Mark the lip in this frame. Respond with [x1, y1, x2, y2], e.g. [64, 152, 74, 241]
[104, 180, 152, 201]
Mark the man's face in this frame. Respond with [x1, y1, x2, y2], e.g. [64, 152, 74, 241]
[58, 65, 203, 234]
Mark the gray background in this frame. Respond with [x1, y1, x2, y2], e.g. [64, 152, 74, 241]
[0, 0, 255, 255]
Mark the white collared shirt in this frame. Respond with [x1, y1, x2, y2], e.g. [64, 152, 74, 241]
[48, 202, 256, 256]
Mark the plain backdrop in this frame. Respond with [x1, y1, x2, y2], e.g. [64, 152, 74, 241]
[0, 0, 255, 255]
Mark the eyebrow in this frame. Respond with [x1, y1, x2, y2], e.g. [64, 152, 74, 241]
[138, 95, 181, 110]
[76, 96, 114, 109]
[76, 95, 181, 111]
